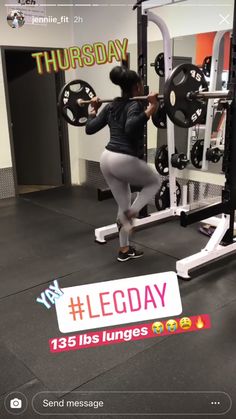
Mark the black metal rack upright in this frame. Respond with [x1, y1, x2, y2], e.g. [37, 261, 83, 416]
[135, 2, 149, 217]
[222, 2, 236, 243]
[136, 4, 148, 162]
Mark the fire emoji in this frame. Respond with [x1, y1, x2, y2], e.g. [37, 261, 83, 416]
[195, 316, 205, 329]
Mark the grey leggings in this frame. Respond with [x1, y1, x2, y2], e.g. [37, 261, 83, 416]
[100, 149, 161, 247]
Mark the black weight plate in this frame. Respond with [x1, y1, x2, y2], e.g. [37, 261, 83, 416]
[152, 101, 167, 129]
[155, 145, 169, 175]
[155, 179, 181, 211]
[155, 145, 178, 176]
[58, 79, 96, 126]
[155, 52, 165, 77]
[190, 139, 204, 168]
[202, 56, 212, 78]
[164, 64, 208, 128]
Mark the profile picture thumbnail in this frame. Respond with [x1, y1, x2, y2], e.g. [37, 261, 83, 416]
[7, 10, 25, 29]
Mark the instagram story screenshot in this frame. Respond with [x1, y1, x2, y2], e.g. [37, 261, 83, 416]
[0, 0, 235, 418]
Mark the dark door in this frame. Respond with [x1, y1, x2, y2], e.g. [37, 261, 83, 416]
[5, 49, 64, 192]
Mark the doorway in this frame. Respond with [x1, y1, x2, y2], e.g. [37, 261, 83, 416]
[2, 47, 71, 195]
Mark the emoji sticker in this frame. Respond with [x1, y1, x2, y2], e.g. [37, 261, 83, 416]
[166, 319, 178, 332]
[152, 321, 164, 334]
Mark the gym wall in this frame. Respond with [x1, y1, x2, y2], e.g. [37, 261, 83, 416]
[0, 0, 233, 198]
[148, 0, 233, 38]
[71, 0, 233, 188]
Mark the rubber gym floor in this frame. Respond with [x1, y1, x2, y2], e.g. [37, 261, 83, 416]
[0, 185, 236, 419]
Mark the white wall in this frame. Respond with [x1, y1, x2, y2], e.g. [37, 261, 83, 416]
[0, 0, 234, 186]
[71, 0, 234, 43]
[173, 35, 196, 61]
[149, 0, 233, 38]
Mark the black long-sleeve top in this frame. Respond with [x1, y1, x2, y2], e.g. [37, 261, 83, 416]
[85, 98, 149, 159]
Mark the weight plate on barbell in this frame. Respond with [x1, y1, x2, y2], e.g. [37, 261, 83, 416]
[164, 63, 208, 128]
[152, 100, 167, 129]
[58, 79, 96, 126]
[155, 179, 181, 211]
[202, 56, 212, 78]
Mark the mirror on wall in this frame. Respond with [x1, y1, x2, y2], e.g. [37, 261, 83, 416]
[174, 31, 230, 175]
[149, 31, 231, 178]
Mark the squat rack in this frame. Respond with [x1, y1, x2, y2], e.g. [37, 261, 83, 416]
[95, 0, 236, 280]
[135, 0, 236, 279]
[94, 0, 190, 244]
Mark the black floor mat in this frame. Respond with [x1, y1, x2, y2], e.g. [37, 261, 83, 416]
[0, 186, 235, 419]
[73, 302, 236, 419]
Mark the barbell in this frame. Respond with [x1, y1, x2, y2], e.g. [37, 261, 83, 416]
[58, 63, 231, 129]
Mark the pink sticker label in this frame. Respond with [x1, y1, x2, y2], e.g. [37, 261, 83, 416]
[49, 314, 211, 353]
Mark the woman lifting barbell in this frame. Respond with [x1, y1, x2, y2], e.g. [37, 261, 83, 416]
[85, 66, 161, 262]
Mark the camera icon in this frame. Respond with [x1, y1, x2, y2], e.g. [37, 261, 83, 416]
[5, 392, 27, 415]
[10, 398, 22, 409]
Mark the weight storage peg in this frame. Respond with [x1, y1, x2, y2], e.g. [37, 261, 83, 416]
[171, 153, 189, 170]
[155, 145, 169, 176]
[206, 147, 223, 163]
[190, 139, 204, 169]
[150, 52, 165, 77]
[155, 179, 181, 211]
[191, 141, 223, 168]
[155, 145, 178, 176]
